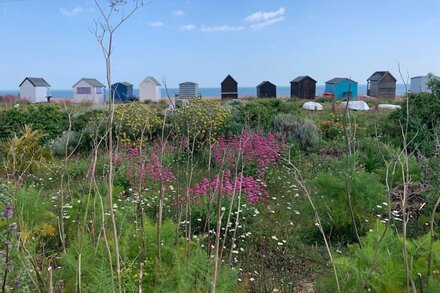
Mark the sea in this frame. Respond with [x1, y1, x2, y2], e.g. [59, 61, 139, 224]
[0, 84, 409, 99]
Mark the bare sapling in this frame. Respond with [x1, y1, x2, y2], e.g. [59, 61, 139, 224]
[397, 62, 417, 293]
[342, 81, 362, 247]
[220, 130, 248, 262]
[90, 1, 149, 291]
[210, 169, 226, 293]
[157, 111, 170, 261]
[184, 132, 199, 259]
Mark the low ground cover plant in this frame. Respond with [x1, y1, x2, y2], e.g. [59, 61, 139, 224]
[0, 96, 439, 292]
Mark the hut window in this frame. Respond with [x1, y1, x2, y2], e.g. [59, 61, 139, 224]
[96, 87, 103, 94]
[77, 87, 91, 94]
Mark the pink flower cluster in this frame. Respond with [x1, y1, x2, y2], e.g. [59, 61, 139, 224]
[114, 143, 175, 188]
[189, 170, 268, 204]
[212, 132, 285, 175]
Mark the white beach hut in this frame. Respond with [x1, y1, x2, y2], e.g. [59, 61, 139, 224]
[410, 75, 440, 93]
[19, 77, 51, 103]
[72, 78, 106, 104]
[139, 76, 161, 102]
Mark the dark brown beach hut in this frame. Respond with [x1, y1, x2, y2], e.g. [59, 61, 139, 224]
[290, 76, 317, 99]
[257, 81, 276, 98]
[221, 75, 238, 99]
[367, 71, 397, 99]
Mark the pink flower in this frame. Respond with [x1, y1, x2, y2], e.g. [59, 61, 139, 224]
[187, 171, 269, 205]
[212, 132, 285, 176]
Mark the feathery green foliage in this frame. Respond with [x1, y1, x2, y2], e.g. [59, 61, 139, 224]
[317, 222, 440, 292]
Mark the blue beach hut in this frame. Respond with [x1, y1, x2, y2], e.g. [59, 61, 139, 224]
[324, 78, 358, 100]
[111, 82, 134, 102]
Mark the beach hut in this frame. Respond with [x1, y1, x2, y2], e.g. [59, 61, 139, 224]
[179, 82, 199, 99]
[367, 71, 397, 99]
[221, 75, 238, 99]
[111, 82, 134, 102]
[19, 77, 51, 103]
[139, 76, 161, 102]
[257, 81, 276, 98]
[72, 78, 106, 104]
[410, 75, 440, 93]
[290, 76, 317, 99]
[325, 78, 358, 100]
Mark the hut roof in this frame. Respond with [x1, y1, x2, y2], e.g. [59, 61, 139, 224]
[115, 82, 133, 87]
[145, 76, 161, 86]
[179, 82, 198, 86]
[326, 77, 357, 84]
[411, 75, 440, 80]
[290, 76, 317, 83]
[221, 75, 237, 85]
[257, 81, 276, 87]
[73, 78, 105, 88]
[367, 71, 396, 82]
[20, 77, 50, 87]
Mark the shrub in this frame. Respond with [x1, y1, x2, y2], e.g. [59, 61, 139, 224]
[304, 168, 387, 243]
[234, 99, 279, 131]
[172, 98, 230, 147]
[48, 131, 82, 156]
[1, 125, 51, 177]
[386, 79, 440, 156]
[317, 223, 440, 292]
[114, 103, 162, 145]
[222, 99, 302, 133]
[74, 110, 109, 152]
[0, 104, 68, 142]
[273, 114, 319, 151]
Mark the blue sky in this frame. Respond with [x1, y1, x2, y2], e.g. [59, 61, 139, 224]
[1, 0, 440, 89]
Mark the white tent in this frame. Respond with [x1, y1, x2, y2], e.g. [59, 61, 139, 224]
[302, 101, 323, 111]
[378, 104, 401, 110]
[341, 101, 370, 111]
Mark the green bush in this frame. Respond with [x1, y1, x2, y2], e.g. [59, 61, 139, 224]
[171, 98, 230, 147]
[386, 79, 440, 156]
[222, 99, 303, 132]
[273, 113, 319, 151]
[114, 103, 162, 145]
[59, 218, 238, 292]
[317, 223, 440, 292]
[234, 99, 279, 131]
[0, 104, 68, 142]
[304, 168, 386, 243]
[48, 131, 82, 156]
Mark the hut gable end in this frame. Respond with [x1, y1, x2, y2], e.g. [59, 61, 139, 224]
[139, 76, 162, 102]
[367, 71, 396, 99]
[221, 75, 238, 99]
[19, 77, 51, 103]
[290, 76, 317, 99]
[111, 82, 134, 102]
[257, 81, 276, 98]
